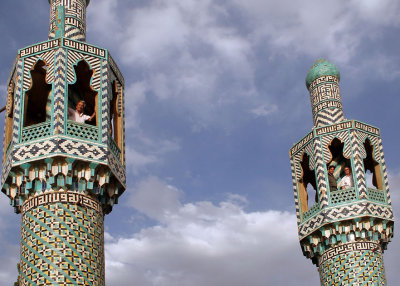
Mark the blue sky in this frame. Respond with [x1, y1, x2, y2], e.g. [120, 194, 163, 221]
[1, 0, 400, 285]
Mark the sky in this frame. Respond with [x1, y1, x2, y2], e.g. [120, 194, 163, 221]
[0, 0, 400, 285]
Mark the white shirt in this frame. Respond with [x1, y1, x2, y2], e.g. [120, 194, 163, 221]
[68, 107, 90, 123]
[340, 175, 354, 189]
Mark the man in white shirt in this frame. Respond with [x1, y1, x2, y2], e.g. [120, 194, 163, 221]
[68, 100, 95, 124]
[340, 166, 354, 189]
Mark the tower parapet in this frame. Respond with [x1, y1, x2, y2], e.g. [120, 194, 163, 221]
[289, 59, 394, 285]
[1, 1, 125, 285]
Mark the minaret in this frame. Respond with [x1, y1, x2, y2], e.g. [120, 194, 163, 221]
[1, 1, 125, 285]
[289, 59, 394, 285]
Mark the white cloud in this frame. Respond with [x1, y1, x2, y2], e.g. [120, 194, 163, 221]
[107, 177, 319, 286]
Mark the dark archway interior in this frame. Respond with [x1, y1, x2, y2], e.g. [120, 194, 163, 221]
[24, 60, 52, 127]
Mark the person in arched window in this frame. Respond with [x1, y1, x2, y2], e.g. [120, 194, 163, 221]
[339, 166, 354, 190]
[328, 165, 338, 192]
[68, 100, 95, 124]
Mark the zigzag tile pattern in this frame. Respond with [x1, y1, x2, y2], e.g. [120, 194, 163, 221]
[66, 50, 101, 91]
[100, 61, 110, 144]
[319, 242, 386, 286]
[12, 60, 23, 145]
[298, 202, 394, 238]
[291, 159, 301, 224]
[12, 139, 107, 163]
[53, 48, 67, 134]
[20, 201, 104, 286]
[292, 142, 315, 181]
[22, 51, 55, 91]
[314, 108, 345, 127]
[314, 137, 328, 208]
[321, 130, 351, 163]
[358, 131, 380, 161]
[350, 131, 368, 199]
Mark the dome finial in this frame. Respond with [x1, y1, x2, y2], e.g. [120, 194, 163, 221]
[305, 59, 340, 89]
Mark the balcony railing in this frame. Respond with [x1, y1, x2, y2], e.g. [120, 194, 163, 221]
[20, 121, 52, 143]
[330, 187, 357, 206]
[367, 188, 386, 204]
[302, 203, 320, 221]
[67, 120, 99, 141]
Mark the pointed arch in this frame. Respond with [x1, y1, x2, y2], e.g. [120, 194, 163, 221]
[68, 59, 98, 125]
[363, 139, 383, 190]
[23, 60, 52, 127]
[327, 138, 351, 182]
[299, 152, 317, 212]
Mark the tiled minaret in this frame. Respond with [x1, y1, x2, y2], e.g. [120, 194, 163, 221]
[289, 59, 394, 285]
[1, 1, 126, 285]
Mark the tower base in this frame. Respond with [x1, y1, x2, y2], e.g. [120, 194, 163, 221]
[19, 191, 105, 286]
[318, 241, 386, 286]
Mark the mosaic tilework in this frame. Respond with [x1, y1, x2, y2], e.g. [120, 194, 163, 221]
[100, 61, 110, 144]
[20, 195, 104, 286]
[319, 242, 386, 286]
[298, 202, 394, 239]
[309, 75, 345, 127]
[351, 130, 368, 199]
[12, 138, 107, 163]
[321, 130, 351, 163]
[53, 48, 67, 135]
[66, 49, 102, 91]
[49, 0, 88, 41]
[22, 51, 55, 91]
[314, 137, 329, 208]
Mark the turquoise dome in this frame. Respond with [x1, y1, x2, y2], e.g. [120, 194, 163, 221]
[306, 59, 340, 89]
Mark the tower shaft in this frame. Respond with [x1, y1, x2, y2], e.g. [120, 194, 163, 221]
[48, 0, 89, 41]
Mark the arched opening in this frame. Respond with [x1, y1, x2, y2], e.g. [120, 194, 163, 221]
[299, 153, 317, 212]
[24, 60, 52, 127]
[363, 139, 383, 190]
[327, 138, 352, 190]
[68, 60, 97, 125]
[4, 80, 15, 156]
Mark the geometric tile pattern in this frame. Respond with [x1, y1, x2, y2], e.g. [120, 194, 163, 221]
[23, 51, 55, 91]
[66, 50, 102, 91]
[321, 130, 351, 163]
[20, 199, 104, 286]
[350, 130, 368, 199]
[357, 131, 380, 162]
[100, 60, 110, 144]
[12, 138, 107, 163]
[314, 137, 329, 209]
[308, 75, 345, 127]
[319, 242, 386, 286]
[48, 0, 88, 42]
[53, 48, 67, 135]
[298, 202, 394, 239]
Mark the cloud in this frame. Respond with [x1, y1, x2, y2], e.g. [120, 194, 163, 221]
[107, 177, 319, 286]
[126, 176, 183, 221]
[251, 103, 278, 118]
